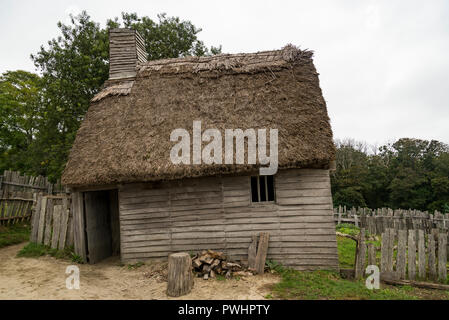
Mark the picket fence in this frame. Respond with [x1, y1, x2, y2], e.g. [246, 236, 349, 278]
[354, 228, 448, 283]
[334, 206, 448, 235]
[30, 194, 74, 250]
[0, 170, 68, 225]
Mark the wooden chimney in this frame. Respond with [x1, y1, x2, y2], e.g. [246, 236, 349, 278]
[109, 28, 147, 80]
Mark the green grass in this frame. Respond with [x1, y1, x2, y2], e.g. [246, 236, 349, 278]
[127, 261, 144, 269]
[271, 268, 417, 300]
[0, 223, 31, 248]
[17, 242, 83, 263]
[337, 236, 357, 269]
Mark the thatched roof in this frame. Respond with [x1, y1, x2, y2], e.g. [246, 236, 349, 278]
[62, 45, 335, 187]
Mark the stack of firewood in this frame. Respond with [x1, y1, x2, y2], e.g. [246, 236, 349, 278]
[191, 249, 254, 280]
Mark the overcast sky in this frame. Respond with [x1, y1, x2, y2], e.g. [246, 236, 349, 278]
[1, 0, 448, 146]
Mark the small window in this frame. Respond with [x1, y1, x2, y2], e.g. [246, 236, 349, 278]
[251, 175, 275, 203]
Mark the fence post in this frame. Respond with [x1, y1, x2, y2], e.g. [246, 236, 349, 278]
[355, 228, 366, 279]
[438, 232, 447, 282]
[408, 231, 416, 280]
[417, 230, 426, 279]
[397, 230, 407, 279]
[428, 230, 437, 281]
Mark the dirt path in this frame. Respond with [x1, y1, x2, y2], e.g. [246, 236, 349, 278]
[0, 243, 279, 300]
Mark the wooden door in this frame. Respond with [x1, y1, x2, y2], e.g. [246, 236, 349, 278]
[84, 191, 112, 263]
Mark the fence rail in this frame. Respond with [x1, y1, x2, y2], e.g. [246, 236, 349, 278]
[334, 206, 448, 235]
[0, 170, 68, 225]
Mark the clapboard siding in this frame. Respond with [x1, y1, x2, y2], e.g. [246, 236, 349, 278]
[118, 168, 338, 270]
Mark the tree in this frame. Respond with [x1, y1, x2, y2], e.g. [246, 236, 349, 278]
[331, 137, 449, 212]
[26, 11, 221, 181]
[0, 70, 43, 173]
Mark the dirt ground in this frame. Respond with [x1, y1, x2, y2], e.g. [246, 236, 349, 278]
[0, 243, 280, 300]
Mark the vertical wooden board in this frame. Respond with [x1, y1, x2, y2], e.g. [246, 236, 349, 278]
[30, 194, 42, 242]
[417, 230, 426, 279]
[387, 228, 396, 272]
[396, 230, 407, 279]
[438, 233, 447, 282]
[109, 190, 121, 256]
[66, 210, 74, 248]
[58, 198, 70, 250]
[43, 199, 53, 246]
[248, 234, 257, 269]
[254, 232, 270, 274]
[380, 231, 389, 272]
[37, 196, 47, 244]
[355, 228, 366, 279]
[408, 231, 416, 280]
[428, 232, 437, 280]
[51, 205, 62, 249]
[367, 243, 376, 266]
[72, 192, 87, 262]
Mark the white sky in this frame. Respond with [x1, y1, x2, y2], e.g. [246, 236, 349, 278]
[1, 0, 448, 145]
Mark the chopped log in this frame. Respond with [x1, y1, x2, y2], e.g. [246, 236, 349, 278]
[382, 278, 449, 291]
[199, 254, 214, 265]
[255, 232, 270, 274]
[210, 259, 220, 269]
[192, 258, 202, 269]
[225, 262, 241, 270]
[207, 249, 225, 260]
[202, 264, 211, 274]
[166, 252, 194, 297]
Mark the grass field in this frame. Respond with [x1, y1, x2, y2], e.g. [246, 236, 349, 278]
[0, 223, 31, 248]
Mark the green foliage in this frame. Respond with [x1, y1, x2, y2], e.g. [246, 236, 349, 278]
[266, 259, 286, 273]
[0, 11, 221, 181]
[17, 242, 83, 263]
[215, 274, 226, 281]
[335, 223, 360, 237]
[0, 223, 31, 248]
[127, 261, 144, 269]
[0, 71, 43, 174]
[332, 138, 449, 212]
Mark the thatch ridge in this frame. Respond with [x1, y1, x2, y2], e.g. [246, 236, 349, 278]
[62, 45, 335, 187]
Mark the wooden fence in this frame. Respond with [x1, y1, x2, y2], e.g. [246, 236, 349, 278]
[0, 170, 68, 225]
[355, 228, 448, 283]
[334, 206, 448, 235]
[30, 194, 74, 250]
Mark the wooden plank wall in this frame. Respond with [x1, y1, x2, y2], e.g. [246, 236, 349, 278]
[109, 28, 147, 80]
[118, 168, 339, 270]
